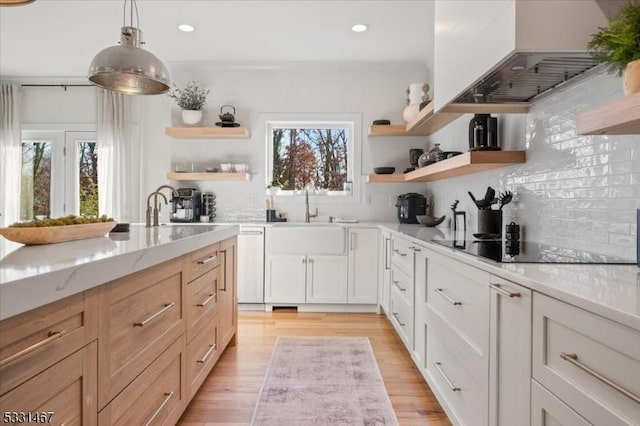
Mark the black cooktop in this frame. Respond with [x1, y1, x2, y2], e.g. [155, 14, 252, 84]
[431, 239, 636, 264]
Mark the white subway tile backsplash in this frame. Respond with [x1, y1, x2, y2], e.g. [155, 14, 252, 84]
[427, 72, 639, 260]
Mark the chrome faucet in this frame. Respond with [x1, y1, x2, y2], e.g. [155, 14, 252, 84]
[304, 188, 318, 223]
[146, 191, 168, 227]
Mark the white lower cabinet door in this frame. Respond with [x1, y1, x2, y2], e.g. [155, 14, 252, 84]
[347, 228, 378, 304]
[237, 227, 265, 303]
[413, 246, 429, 369]
[265, 254, 306, 303]
[531, 380, 591, 426]
[306, 255, 348, 304]
[379, 230, 392, 314]
[489, 277, 532, 426]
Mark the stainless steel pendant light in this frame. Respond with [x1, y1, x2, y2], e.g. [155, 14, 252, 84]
[88, 0, 170, 95]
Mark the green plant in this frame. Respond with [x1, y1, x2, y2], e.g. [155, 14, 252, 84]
[168, 81, 209, 110]
[588, 0, 640, 76]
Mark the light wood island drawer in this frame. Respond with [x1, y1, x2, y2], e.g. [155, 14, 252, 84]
[0, 342, 97, 426]
[533, 293, 640, 425]
[98, 257, 185, 408]
[187, 314, 220, 399]
[186, 266, 219, 342]
[186, 243, 220, 283]
[0, 289, 98, 395]
[98, 336, 186, 426]
[426, 250, 490, 356]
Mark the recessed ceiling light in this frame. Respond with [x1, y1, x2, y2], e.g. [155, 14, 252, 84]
[351, 24, 368, 33]
[178, 24, 195, 33]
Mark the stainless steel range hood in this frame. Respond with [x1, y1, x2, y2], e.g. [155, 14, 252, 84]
[452, 52, 599, 104]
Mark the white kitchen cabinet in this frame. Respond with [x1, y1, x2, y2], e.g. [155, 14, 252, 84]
[531, 380, 590, 426]
[379, 229, 392, 314]
[347, 228, 378, 305]
[412, 245, 429, 373]
[237, 226, 264, 304]
[489, 277, 532, 426]
[265, 254, 307, 303]
[306, 255, 348, 304]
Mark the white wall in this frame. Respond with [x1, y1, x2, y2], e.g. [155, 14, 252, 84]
[426, 71, 639, 260]
[21, 86, 95, 125]
[144, 62, 430, 223]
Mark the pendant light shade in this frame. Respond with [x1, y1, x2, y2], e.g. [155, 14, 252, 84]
[88, 2, 170, 95]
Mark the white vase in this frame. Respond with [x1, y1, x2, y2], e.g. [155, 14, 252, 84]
[403, 103, 420, 123]
[181, 109, 203, 125]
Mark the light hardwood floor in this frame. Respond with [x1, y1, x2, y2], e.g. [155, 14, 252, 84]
[178, 311, 451, 426]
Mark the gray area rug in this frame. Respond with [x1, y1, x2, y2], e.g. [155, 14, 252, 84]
[251, 337, 399, 426]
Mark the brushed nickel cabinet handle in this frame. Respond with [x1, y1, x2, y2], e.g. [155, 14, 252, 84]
[0, 330, 65, 368]
[392, 280, 406, 292]
[434, 288, 462, 306]
[490, 284, 521, 298]
[384, 237, 391, 270]
[197, 344, 217, 364]
[409, 246, 421, 252]
[144, 391, 175, 426]
[393, 249, 407, 257]
[133, 302, 175, 327]
[197, 254, 217, 264]
[197, 293, 215, 307]
[433, 361, 461, 392]
[391, 312, 405, 326]
[560, 353, 640, 404]
[220, 250, 227, 292]
[239, 231, 263, 235]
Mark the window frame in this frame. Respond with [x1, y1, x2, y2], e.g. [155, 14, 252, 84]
[263, 113, 362, 202]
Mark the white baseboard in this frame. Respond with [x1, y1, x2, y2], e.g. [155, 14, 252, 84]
[264, 304, 378, 313]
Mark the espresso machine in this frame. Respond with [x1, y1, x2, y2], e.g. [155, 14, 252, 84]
[170, 188, 202, 223]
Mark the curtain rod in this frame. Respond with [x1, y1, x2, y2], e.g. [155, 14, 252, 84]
[21, 84, 93, 91]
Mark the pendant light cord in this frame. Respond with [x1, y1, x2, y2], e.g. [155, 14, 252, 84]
[122, 0, 140, 29]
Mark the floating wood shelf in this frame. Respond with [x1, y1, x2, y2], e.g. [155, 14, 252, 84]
[165, 127, 251, 139]
[366, 151, 526, 183]
[577, 93, 640, 135]
[368, 101, 530, 137]
[166, 172, 251, 182]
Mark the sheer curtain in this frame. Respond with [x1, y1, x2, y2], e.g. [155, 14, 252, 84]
[0, 84, 22, 227]
[97, 89, 140, 222]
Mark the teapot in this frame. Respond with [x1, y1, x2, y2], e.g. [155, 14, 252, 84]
[219, 105, 236, 122]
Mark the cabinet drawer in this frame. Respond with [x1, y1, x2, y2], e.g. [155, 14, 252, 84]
[533, 293, 640, 425]
[98, 258, 185, 408]
[390, 236, 414, 276]
[186, 266, 219, 342]
[390, 264, 413, 307]
[0, 342, 97, 426]
[0, 289, 98, 395]
[187, 314, 220, 399]
[426, 251, 490, 356]
[99, 336, 187, 426]
[531, 380, 591, 426]
[389, 285, 413, 349]
[426, 306, 488, 426]
[187, 243, 220, 282]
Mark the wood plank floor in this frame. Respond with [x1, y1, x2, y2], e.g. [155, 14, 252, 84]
[178, 311, 451, 425]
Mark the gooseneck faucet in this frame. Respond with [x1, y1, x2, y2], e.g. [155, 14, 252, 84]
[304, 188, 318, 223]
[146, 191, 168, 227]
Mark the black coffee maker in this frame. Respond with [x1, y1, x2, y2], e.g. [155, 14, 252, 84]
[468, 114, 500, 151]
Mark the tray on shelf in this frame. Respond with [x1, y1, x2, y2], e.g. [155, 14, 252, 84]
[0, 221, 116, 245]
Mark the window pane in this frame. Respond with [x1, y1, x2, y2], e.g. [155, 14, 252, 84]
[78, 141, 99, 216]
[272, 128, 348, 191]
[20, 141, 52, 220]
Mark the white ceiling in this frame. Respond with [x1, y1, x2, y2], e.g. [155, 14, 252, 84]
[0, 0, 433, 79]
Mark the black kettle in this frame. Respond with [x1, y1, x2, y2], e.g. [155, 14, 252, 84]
[219, 105, 236, 123]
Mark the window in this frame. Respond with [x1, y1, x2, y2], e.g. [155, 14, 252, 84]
[19, 130, 98, 220]
[266, 118, 358, 196]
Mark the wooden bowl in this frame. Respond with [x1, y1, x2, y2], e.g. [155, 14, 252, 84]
[0, 221, 116, 245]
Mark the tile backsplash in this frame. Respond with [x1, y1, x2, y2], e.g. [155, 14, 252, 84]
[428, 71, 639, 260]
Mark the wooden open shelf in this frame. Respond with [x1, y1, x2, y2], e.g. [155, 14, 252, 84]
[367, 151, 526, 183]
[577, 93, 640, 135]
[165, 127, 251, 139]
[368, 101, 530, 137]
[166, 172, 251, 182]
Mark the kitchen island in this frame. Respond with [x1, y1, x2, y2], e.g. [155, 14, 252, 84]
[0, 224, 239, 425]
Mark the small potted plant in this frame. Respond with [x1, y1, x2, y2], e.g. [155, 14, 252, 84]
[168, 80, 210, 125]
[588, 0, 640, 95]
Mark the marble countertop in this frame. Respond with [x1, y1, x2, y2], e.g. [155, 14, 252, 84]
[0, 224, 239, 320]
[380, 224, 640, 331]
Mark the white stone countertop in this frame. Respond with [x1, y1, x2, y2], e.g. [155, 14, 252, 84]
[0, 224, 239, 320]
[379, 223, 640, 331]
